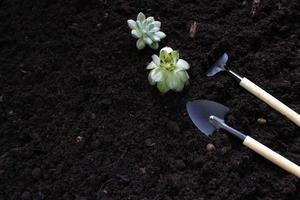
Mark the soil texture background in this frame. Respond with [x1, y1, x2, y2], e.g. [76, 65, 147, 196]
[0, 0, 300, 199]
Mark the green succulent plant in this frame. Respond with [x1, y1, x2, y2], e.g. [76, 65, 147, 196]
[147, 47, 190, 93]
[127, 12, 166, 50]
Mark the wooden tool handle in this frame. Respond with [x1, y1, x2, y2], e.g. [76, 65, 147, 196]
[243, 136, 300, 178]
[240, 78, 300, 127]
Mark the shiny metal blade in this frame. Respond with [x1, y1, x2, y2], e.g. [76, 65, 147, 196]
[186, 100, 230, 136]
[206, 53, 228, 77]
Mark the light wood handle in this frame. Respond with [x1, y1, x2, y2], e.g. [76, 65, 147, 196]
[243, 136, 300, 178]
[240, 78, 300, 127]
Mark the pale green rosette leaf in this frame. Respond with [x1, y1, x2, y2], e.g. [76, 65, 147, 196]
[127, 20, 137, 30]
[131, 30, 142, 38]
[151, 21, 161, 28]
[152, 35, 161, 42]
[147, 23, 154, 31]
[146, 61, 157, 70]
[144, 36, 153, 45]
[175, 59, 190, 72]
[136, 38, 145, 50]
[137, 12, 145, 22]
[152, 55, 160, 66]
[176, 71, 189, 82]
[149, 68, 163, 82]
[146, 16, 154, 23]
[167, 71, 184, 91]
[136, 20, 143, 30]
[149, 27, 160, 33]
[149, 42, 159, 49]
[157, 79, 169, 93]
[148, 73, 155, 85]
[175, 81, 185, 92]
[160, 46, 173, 53]
[155, 31, 166, 39]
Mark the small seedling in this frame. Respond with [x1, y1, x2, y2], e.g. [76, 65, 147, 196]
[127, 12, 166, 50]
[147, 47, 190, 93]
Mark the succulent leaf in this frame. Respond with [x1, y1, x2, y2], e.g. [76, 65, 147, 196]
[127, 20, 137, 30]
[157, 80, 169, 93]
[136, 38, 145, 50]
[131, 30, 142, 38]
[149, 27, 160, 33]
[152, 35, 161, 42]
[176, 71, 189, 82]
[150, 68, 163, 82]
[137, 12, 145, 22]
[149, 42, 159, 49]
[152, 55, 160, 66]
[147, 61, 157, 69]
[146, 17, 154, 23]
[175, 59, 190, 72]
[155, 31, 166, 39]
[144, 36, 153, 45]
[151, 21, 161, 28]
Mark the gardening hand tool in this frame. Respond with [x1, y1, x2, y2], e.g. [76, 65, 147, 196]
[186, 100, 300, 178]
[207, 53, 300, 127]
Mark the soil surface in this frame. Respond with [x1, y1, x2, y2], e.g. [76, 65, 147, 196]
[1, 0, 300, 199]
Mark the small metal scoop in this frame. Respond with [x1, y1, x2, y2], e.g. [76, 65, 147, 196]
[186, 100, 300, 178]
[206, 53, 300, 127]
[207, 53, 228, 77]
[207, 53, 242, 80]
[186, 100, 245, 140]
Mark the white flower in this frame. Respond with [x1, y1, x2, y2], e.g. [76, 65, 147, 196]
[147, 47, 190, 93]
[127, 12, 166, 50]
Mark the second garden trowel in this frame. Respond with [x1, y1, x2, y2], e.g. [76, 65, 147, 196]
[186, 99, 300, 178]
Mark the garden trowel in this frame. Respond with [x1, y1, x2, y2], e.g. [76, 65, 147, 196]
[207, 53, 300, 127]
[186, 100, 300, 178]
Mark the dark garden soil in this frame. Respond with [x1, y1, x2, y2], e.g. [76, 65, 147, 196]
[0, 0, 300, 199]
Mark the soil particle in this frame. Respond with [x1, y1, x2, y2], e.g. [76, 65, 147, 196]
[55, 163, 64, 174]
[29, 132, 41, 141]
[116, 174, 130, 184]
[139, 167, 146, 174]
[174, 159, 186, 170]
[96, 190, 113, 200]
[91, 112, 96, 119]
[75, 196, 87, 200]
[164, 195, 172, 200]
[167, 120, 181, 133]
[206, 143, 216, 152]
[21, 191, 31, 200]
[31, 167, 42, 179]
[192, 156, 205, 168]
[189, 21, 198, 38]
[99, 98, 112, 107]
[257, 118, 267, 125]
[167, 174, 183, 189]
[145, 138, 155, 147]
[75, 136, 84, 143]
[220, 145, 232, 155]
[91, 139, 100, 149]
